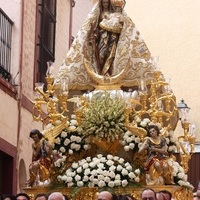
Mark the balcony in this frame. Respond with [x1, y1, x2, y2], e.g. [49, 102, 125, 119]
[0, 8, 13, 82]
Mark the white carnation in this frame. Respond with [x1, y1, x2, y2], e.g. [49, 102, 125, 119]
[104, 176, 111, 183]
[89, 162, 96, 168]
[122, 180, 128, 187]
[109, 171, 115, 178]
[59, 147, 66, 153]
[107, 154, 113, 160]
[97, 163, 104, 169]
[82, 163, 89, 169]
[72, 163, 78, 169]
[97, 175, 104, 180]
[134, 177, 140, 182]
[134, 169, 140, 175]
[75, 174, 81, 181]
[126, 165, 132, 171]
[70, 119, 78, 125]
[83, 176, 89, 182]
[122, 168, 128, 175]
[143, 118, 151, 123]
[77, 167, 82, 173]
[129, 143, 135, 149]
[109, 165, 116, 171]
[100, 157, 106, 163]
[83, 144, 90, 150]
[70, 135, 77, 142]
[64, 138, 70, 146]
[116, 165, 123, 171]
[61, 131, 67, 138]
[124, 146, 130, 151]
[108, 181, 115, 187]
[61, 175, 67, 181]
[84, 168, 90, 175]
[97, 154, 103, 158]
[96, 168, 103, 174]
[70, 125, 76, 131]
[106, 160, 114, 166]
[98, 180, 106, 187]
[68, 149, 73, 155]
[140, 121, 147, 127]
[77, 181, 84, 187]
[177, 172, 185, 179]
[119, 158, 124, 164]
[126, 137, 133, 143]
[128, 172, 136, 179]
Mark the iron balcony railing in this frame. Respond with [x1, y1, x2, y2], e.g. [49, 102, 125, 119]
[0, 8, 13, 82]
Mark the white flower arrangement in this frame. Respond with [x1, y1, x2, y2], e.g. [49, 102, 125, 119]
[53, 116, 91, 155]
[168, 158, 194, 189]
[80, 91, 126, 141]
[135, 117, 161, 130]
[120, 130, 141, 151]
[165, 130, 178, 153]
[54, 155, 67, 168]
[57, 154, 141, 188]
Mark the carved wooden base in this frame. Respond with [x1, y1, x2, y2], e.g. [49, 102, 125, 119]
[24, 185, 193, 200]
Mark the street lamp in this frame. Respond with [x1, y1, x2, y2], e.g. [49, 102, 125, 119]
[177, 99, 190, 122]
[177, 99, 195, 173]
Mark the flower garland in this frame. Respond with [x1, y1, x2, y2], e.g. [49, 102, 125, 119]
[57, 154, 141, 188]
[168, 158, 194, 189]
[53, 115, 91, 156]
[80, 91, 126, 141]
[120, 130, 141, 152]
[135, 117, 161, 130]
[165, 130, 178, 153]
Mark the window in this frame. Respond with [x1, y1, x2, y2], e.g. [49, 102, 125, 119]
[35, 0, 57, 84]
[0, 8, 13, 82]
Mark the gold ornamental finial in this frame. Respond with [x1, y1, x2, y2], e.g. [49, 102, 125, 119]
[111, 0, 126, 8]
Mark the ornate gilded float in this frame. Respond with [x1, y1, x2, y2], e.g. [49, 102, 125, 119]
[25, 0, 195, 199]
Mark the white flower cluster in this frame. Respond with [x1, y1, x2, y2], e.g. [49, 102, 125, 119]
[54, 155, 67, 168]
[165, 130, 178, 153]
[53, 115, 91, 155]
[168, 158, 194, 189]
[136, 117, 161, 129]
[120, 131, 141, 151]
[57, 154, 140, 188]
[53, 131, 91, 155]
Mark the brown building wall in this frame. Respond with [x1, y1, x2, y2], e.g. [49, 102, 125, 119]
[188, 153, 200, 191]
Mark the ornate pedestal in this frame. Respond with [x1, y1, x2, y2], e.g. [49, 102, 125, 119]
[24, 185, 193, 200]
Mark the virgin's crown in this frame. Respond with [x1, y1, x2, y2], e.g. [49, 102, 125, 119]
[111, 0, 126, 8]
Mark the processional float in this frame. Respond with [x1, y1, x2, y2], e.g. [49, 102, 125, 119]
[24, 0, 195, 199]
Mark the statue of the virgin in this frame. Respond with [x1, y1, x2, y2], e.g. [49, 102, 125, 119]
[56, 0, 154, 90]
